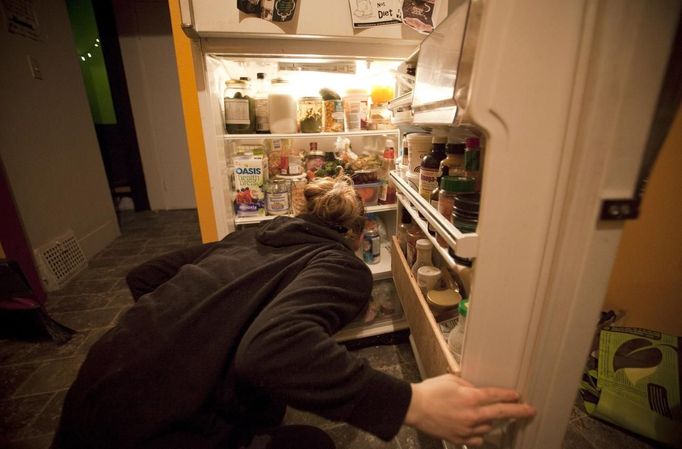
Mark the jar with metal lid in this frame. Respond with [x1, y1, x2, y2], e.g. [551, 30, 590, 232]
[265, 178, 291, 215]
[224, 79, 255, 134]
[298, 96, 323, 133]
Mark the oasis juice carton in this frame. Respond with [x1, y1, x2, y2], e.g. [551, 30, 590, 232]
[233, 153, 268, 216]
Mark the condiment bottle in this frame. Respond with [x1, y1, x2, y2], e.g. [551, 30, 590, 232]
[419, 136, 447, 200]
[447, 299, 469, 363]
[441, 142, 466, 177]
[397, 209, 412, 256]
[411, 238, 433, 278]
[406, 221, 426, 266]
[464, 137, 482, 191]
[417, 266, 441, 297]
[254, 72, 270, 134]
[379, 139, 396, 204]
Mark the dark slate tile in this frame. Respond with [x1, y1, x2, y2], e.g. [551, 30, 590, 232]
[17, 332, 88, 364]
[106, 289, 134, 307]
[283, 407, 341, 430]
[374, 362, 422, 384]
[562, 426, 596, 449]
[327, 424, 400, 449]
[0, 363, 40, 400]
[14, 356, 85, 396]
[350, 344, 404, 369]
[4, 433, 54, 449]
[571, 416, 660, 449]
[45, 294, 110, 313]
[30, 389, 66, 436]
[0, 393, 54, 440]
[0, 340, 36, 365]
[96, 247, 145, 258]
[50, 308, 121, 331]
[51, 278, 120, 296]
[76, 328, 110, 355]
[394, 426, 442, 449]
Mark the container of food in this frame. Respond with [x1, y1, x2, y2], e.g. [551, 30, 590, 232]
[353, 182, 381, 206]
[298, 96, 323, 133]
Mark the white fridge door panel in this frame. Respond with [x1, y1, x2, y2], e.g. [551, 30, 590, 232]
[182, 0, 449, 43]
[453, 0, 679, 448]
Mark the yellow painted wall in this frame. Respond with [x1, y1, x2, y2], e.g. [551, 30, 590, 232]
[603, 108, 682, 336]
[167, 0, 218, 243]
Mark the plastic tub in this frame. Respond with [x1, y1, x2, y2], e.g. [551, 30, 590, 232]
[354, 182, 381, 206]
[406, 133, 433, 183]
[343, 89, 369, 131]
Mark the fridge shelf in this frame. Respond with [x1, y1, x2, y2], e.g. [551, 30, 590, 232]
[335, 316, 408, 343]
[223, 130, 399, 141]
[391, 171, 478, 261]
[233, 203, 397, 226]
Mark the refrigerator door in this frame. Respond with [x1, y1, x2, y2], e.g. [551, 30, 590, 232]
[456, 0, 679, 448]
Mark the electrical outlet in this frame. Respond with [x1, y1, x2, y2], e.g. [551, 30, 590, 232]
[27, 55, 42, 80]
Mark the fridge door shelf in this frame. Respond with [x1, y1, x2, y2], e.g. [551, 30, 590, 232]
[391, 171, 479, 261]
[391, 236, 460, 377]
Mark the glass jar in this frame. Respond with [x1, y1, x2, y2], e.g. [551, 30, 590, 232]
[437, 176, 476, 245]
[268, 78, 297, 133]
[265, 178, 291, 215]
[323, 99, 344, 132]
[298, 96, 323, 133]
[224, 79, 254, 134]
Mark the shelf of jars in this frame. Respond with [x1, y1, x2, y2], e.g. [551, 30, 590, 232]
[390, 170, 478, 271]
[222, 129, 400, 141]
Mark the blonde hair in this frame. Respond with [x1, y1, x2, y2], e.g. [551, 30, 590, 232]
[302, 175, 365, 240]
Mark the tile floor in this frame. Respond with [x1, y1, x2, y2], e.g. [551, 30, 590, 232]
[0, 210, 666, 449]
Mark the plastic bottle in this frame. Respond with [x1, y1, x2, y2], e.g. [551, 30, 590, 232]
[379, 139, 397, 204]
[411, 238, 433, 278]
[268, 78, 297, 133]
[441, 142, 466, 177]
[405, 221, 426, 267]
[254, 72, 270, 134]
[419, 135, 447, 200]
[447, 299, 469, 363]
[464, 137, 482, 191]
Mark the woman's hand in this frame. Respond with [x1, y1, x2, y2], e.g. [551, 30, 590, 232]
[404, 374, 536, 446]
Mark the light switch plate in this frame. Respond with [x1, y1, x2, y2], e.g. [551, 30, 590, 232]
[27, 55, 43, 80]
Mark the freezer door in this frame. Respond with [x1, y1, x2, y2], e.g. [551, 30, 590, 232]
[179, 0, 449, 42]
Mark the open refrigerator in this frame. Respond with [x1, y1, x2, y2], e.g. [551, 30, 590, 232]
[175, 0, 680, 447]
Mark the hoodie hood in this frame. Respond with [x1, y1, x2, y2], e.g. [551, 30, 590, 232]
[255, 215, 353, 250]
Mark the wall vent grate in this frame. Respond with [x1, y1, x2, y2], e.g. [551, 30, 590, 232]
[35, 231, 87, 291]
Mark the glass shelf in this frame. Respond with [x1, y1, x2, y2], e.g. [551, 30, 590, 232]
[223, 129, 399, 141]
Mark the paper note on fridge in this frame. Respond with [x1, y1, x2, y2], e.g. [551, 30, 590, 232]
[348, 0, 402, 28]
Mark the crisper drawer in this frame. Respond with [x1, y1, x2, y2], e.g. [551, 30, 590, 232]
[391, 237, 460, 378]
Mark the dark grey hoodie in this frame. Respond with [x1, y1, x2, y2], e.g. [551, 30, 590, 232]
[55, 215, 412, 449]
